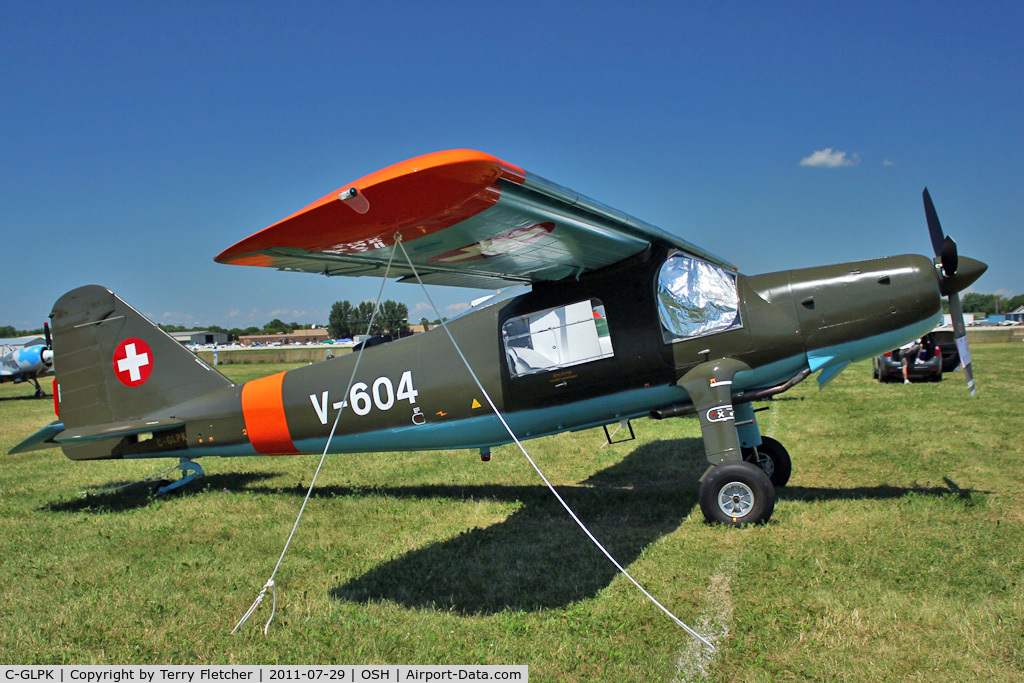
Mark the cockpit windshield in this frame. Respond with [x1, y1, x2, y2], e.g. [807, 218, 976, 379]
[657, 254, 741, 340]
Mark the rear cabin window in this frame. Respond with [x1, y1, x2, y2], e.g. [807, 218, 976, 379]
[657, 254, 741, 341]
[503, 299, 613, 377]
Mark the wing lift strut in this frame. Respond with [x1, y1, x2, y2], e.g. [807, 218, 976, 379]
[232, 232, 715, 651]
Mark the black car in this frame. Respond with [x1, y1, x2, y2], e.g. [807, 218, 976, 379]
[873, 332, 943, 383]
[928, 327, 961, 372]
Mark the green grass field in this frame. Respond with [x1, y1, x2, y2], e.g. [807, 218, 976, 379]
[1, 347, 1022, 680]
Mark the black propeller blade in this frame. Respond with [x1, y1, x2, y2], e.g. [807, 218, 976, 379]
[923, 187, 945, 259]
[940, 235, 959, 280]
[922, 188, 975, 396]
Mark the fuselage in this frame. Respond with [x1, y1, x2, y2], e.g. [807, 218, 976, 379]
[121, 245, 947, 461]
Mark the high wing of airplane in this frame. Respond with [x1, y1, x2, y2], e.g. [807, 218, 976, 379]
[1, 327, 54, 397]
[11, 150, 986, 525]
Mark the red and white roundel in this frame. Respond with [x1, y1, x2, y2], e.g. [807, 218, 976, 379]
[113, 338, 153, 387]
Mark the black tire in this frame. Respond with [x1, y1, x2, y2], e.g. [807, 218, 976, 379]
[151, 479, 173, 496]
[699, 461, 776, 526]
[743, 436, 792, 488]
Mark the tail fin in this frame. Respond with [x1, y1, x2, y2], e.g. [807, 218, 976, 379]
[51, 285, 233, 459]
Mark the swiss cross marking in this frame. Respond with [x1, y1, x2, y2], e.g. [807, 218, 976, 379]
[113, 338, 153, 387]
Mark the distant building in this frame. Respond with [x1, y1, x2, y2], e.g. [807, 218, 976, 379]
[239, 328, 330, 346]
[941, 312, 979, 327]
[0, 336, 45, 348]
[170, 331, 230, 346]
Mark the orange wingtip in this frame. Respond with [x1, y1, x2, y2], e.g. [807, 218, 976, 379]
[216, 150, 526, 264]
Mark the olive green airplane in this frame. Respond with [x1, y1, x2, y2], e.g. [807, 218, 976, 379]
[12, 150, 985, 525]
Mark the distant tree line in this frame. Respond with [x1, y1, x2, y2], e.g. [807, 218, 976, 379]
[155, 319, 318, 340]
[944, 293, 1024, 316]
[0, 325, 45, 338]
[4, 301, 440, 342]
[4, 290, 1020, 343]
[328, 300, 410, 339]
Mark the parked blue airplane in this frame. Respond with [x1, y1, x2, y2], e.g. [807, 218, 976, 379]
[0, 325, 53, 398]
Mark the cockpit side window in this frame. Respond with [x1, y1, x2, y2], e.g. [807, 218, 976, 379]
[657, 255, 741, 341]
[503, 299, 613, 377]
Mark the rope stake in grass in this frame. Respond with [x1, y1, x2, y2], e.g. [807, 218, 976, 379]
[232, 579, 276, 635]
[231, 243, 399, 635]
[394, 239, 715, 651]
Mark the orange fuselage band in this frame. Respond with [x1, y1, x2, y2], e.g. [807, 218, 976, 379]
[241, 372, 301, 455]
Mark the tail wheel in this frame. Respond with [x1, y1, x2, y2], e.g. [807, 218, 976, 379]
[699, 461, 776, 526]
[743, 436, 792, 487]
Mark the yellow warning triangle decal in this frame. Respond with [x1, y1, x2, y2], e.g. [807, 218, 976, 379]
[471, 398, 482, 409]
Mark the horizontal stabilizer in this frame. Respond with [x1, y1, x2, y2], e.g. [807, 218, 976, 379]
[8, 422, 64, 454]
[55, 417, 185, 444]
[8, 417, 186, 455]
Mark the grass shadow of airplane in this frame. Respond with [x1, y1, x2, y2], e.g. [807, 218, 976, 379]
[39, 437, 988, 613]
[319, 443, 990, 615]
[326, 438, 707, 615]
[42, 471, 279, 514]
[778, 476, 989, 504]
[0, 395, 52, 403]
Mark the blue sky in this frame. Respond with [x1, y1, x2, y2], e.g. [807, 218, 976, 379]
[2, 2, 1021, 329]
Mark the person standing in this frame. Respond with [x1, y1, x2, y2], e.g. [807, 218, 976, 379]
[899, 338, 922, 384]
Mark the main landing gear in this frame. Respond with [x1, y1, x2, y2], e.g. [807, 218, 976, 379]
[677, 359, 793, 527]
[699, 461, 775, 526]
[742, 435, 792, 488]
[153, 458, 205, 496]
[27, 377, 47, 398]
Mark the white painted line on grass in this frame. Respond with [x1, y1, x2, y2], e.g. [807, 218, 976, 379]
[672, 562, 735, 682]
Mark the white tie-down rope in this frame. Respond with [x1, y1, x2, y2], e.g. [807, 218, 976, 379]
[394, 237, 714, 650]
[231, 242, 399, 635]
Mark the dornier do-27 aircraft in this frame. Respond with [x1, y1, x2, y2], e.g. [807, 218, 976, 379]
[12, 150, 986, 526]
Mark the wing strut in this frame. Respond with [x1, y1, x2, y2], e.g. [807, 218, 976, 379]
[233, 231, 714, 649]
[392, 235, 715, 650]
[232, 241, 402, 635]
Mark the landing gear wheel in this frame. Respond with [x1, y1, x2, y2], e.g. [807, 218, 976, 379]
[742, 436, 792, 487]
[699, 461, 776, 526]
[151, 479, 173, 495]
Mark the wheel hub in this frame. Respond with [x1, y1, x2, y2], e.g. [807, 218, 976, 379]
[718, 481, 754, 518]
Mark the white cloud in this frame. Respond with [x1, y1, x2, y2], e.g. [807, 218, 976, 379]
[410, 302, 435, 317]
[799, 148, 860, 168]
[445, 302, 470, 315]
[161, 311, 196, 325]
[883, 159, 897, 166]
[267, 308, 318, 321]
